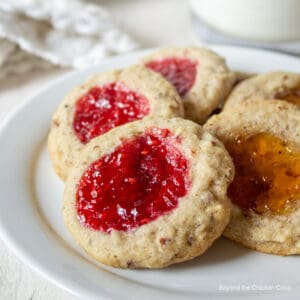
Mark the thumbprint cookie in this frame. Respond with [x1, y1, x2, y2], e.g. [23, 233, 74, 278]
[140, 47, 235, 124]
[225, 71, 300, 109]
[48, 65, 184, 180]
[205, 99, 300, 255]
[63, 118, 234, 268]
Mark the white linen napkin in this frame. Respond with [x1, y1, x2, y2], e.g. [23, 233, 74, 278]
[0, 0, 139, 80]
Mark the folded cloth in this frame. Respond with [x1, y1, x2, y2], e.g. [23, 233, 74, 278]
[0, 39, 52, 81]
[0, 0, 139, 79]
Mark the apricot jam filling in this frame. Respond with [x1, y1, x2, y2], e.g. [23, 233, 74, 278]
[275, 85, 300, 106]
[76, 128, 190, 232]
[226, 133, 300, 215]
[145, 57, 197, 97]
[73, 82, 150, 144]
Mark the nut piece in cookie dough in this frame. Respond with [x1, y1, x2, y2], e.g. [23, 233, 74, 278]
[63, 118, 234, 268]
[48, 65, 184, 181]
[140, 47, 235, 124]
[205, 99, 300, 255]
[225, 71, 300, 109]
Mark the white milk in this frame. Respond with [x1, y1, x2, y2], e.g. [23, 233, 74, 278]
[189, 0, 300, 42]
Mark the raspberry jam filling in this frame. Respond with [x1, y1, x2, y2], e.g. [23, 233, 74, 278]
[76, 128, 190, 232]
[275, 85, 300, 106]
[73, 82, 150, 143]
[145, 57, 197, 97]
[226, 133, 300, 215]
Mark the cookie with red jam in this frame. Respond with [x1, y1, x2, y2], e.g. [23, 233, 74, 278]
[48, 65, 184, 180]
[140, 47, 235, 124]
[224, 71, 300, 109]
[205, 99, 300, 255]
[63, 118, 234, 268]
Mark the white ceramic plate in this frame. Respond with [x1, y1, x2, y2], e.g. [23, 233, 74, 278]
[0, 46, 300, 300]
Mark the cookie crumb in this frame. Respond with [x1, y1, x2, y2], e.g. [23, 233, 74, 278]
[126, 261, 135, 268]
[52, 119, 60, 127]
[278, 105, 288, 111]
[159, 238, 171, 245]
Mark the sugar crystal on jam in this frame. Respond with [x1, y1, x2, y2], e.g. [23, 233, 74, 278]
[73, 82, 150, 143]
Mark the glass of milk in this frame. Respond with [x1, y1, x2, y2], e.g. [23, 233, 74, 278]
[189, 0, 300, 43]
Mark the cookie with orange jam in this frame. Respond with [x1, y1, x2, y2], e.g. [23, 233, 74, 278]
[48, 65, 184, 181]
[140, 47, 235, 124]
[225, 71, 300, 109]
[63, 118, 234, 268]
[205, 99, 300, 255]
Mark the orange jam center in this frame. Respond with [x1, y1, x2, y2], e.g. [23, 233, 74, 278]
[226, 133, 300, 215]
[276, 85, 300, 106]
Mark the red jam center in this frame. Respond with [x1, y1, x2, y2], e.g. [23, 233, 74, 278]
[76, 128, 190, 232]
[73, 82, 150, 144]
[145, 57, 197, 97]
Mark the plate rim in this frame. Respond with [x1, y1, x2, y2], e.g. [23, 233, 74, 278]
[1, 44, 300, 300]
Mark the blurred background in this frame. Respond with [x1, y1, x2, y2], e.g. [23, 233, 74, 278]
[0, 0, 192, 120]
[1, 0, 300, 299]
[1, 0, 300, 104]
